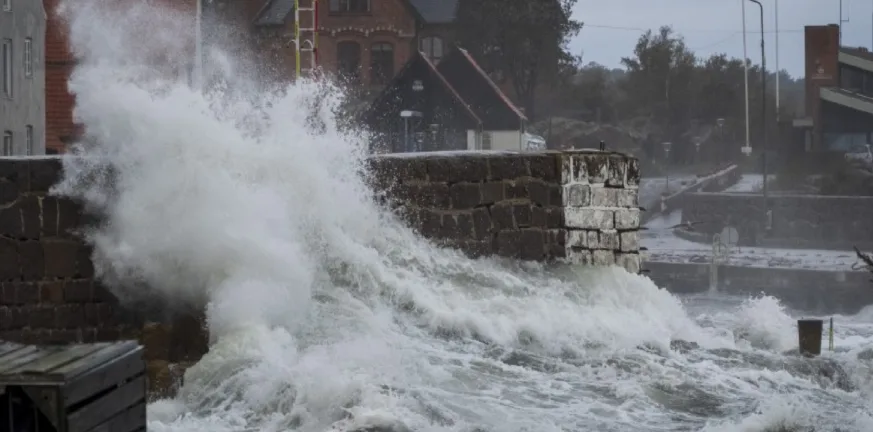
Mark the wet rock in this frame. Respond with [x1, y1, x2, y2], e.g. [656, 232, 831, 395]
[857, 347, 873, 361]
[670, 339, 700, 354]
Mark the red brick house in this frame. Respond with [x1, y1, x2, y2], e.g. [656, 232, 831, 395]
[42, 0, 460, 151]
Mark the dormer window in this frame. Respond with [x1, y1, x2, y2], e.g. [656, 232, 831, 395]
[329, 0, 370, 14]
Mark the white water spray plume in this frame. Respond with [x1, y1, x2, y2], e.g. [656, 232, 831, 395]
[50, 1, 873, 431]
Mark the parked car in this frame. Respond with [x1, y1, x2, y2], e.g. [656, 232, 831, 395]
[524, 133, 547, 151]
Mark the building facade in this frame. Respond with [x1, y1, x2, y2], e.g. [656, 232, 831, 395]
[39, 0, 461, 151]
[798, 24, 873, 154]
[1, 0, 46, 156]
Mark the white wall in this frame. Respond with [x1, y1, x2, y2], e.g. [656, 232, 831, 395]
[467, 129, 524, 151]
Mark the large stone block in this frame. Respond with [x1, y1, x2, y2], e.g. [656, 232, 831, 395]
[449, 183, 481, 209]
[488, 154, 528, 180]
[0, 239, 19, 281]
[620, 231, 639, 252]
[563, 184, 590, 207]
[615, 209, 640, 230]
[426, 155, 489, 183]
[590, 186, 618, 207]
[565, 208, 614, 230]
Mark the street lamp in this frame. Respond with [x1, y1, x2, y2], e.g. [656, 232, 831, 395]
[662, 141, 672, 194]
[748, 0, 769, 202]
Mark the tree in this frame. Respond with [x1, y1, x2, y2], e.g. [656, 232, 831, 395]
[620, 27, 697, 133]
[456, 0, 583, 120]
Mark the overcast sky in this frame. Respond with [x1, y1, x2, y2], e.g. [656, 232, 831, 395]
[570, 0, 873, 79]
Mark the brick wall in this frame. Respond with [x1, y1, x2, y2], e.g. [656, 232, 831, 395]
[0, 157, 207, 397]
[804, 24, 840, 150]
[318, 0, 417, 85]
[367, 150, 642, 272]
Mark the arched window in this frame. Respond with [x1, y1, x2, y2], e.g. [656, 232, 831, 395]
[370, 43, 394, 85]
[420, 36, 444, 63]
[336, 41, 361, 82]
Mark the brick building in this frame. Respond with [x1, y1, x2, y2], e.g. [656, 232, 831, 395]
[42, 0, 461, 151]
[796, 24, 873, 154]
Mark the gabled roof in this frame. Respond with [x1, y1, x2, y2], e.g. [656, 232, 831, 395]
[253, 0, 294, 27]
[450, 48, 528, 122]
[367, 51, 482, 126]
[407, 0, 458, 24]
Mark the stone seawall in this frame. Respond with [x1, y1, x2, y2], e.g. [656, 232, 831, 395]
[367, 150, 642, 272]
[645, 261, 873, 314]
[681, 192, 873, 249]
[0, 157, 207, 397]
[0, 151, 641, 396]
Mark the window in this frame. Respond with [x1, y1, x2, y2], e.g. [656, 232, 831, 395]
[336, 41, 361, 82]
[25, 125, 32, 155]
[482, 132, 492, 150]
[2, 39, 11, 98]
[24, 38, 31, 77]
[420, 37, 444, 63]
[2, 0, 10, 12]
[2, 131, 12, 156]
[329, 0, 370, 13]
[370, 43, 394, 85]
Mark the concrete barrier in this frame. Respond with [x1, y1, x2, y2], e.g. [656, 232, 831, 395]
[644, 261, 873, 314]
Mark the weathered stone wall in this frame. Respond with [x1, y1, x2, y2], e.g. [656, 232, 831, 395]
[0, 151, 641, 396]
[681, 192, 873, 249]
[0, 157, 207, 397]
[367, 150, 642, 272]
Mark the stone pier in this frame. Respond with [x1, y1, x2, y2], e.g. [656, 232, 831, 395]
[367, 150, 641, 273]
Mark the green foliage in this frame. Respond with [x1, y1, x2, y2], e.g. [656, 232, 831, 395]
[553, 26, 805, 147]
[455, 0, 583, 119]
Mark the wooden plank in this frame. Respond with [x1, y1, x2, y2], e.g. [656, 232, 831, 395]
[52, 341, 140, 381]
[0, 346, 65, 377]
[0, 345, 39, 365]
[64, 348, 145, 407]
[82, 402, 146, 432]
[0, 341, 25, 358]
[66, 375, 146, 432]
[2, 344, 108, 377]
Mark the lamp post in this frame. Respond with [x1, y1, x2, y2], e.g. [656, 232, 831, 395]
[662, 141, 672, 194]
[717, 118, 725, 162]
[741, 0, 752, 156]
[748, 0, 768, 199]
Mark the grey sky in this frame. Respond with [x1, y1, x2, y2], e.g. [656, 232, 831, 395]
[570, 0, 873, 79]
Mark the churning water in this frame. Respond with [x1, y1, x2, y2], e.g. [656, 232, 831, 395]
[51, 1, 873, 431]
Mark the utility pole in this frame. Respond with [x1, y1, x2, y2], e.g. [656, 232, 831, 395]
[194, 0, 203, 91]
[749, 0, 769, 224]
[741, 0, 752, 156]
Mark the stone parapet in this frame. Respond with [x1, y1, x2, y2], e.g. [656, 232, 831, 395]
[0, 156, 207, 397]
[367, 149, 641, 272]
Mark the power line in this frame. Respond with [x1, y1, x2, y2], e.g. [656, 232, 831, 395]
[583, 23, 803, 34]
[689, 32, 741, 50]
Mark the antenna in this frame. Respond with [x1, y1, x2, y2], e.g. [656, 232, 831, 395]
[839, 0, 850, 42]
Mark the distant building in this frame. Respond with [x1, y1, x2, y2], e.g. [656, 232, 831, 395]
[797, 24, 873, 154]
[1, 0, 46, 156]
[365, 48, 527, 153]
[39, 0, 463, 152]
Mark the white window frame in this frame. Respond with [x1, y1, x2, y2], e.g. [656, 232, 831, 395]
[2, 131, 12, 156]
[25, 125, 32, 155]
[2, 0, 10, 13]
[24, 38, 31, 78]
[2, 39, 11, 98]
[421, 36, 444, 63]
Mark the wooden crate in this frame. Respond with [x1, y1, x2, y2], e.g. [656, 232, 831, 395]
[0, 340, 146, 432]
